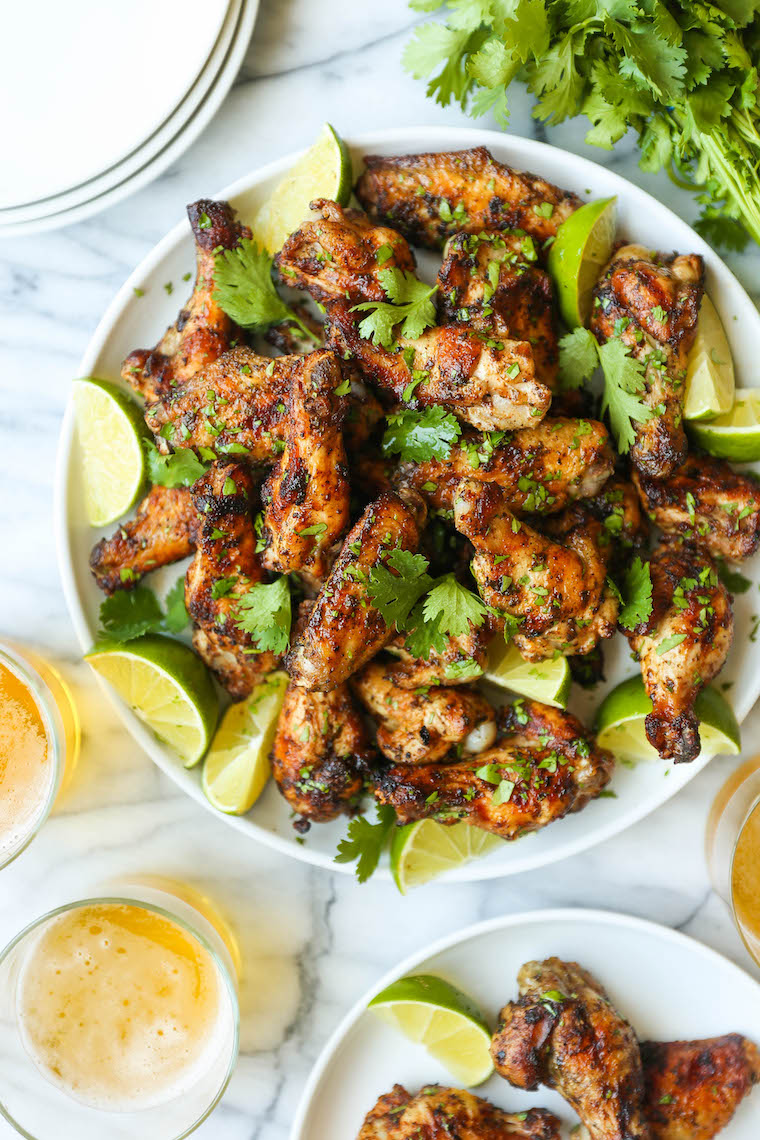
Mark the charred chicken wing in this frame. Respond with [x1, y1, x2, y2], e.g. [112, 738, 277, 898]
[90, 485, 198, 594]
[358, 1084, 561, 1140]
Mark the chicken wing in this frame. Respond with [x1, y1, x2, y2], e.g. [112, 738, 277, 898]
[285, 491, 421, 690]
[640, 1034, 760, 1140]
[355, 147, 580, 251]
[373, 698, 613, 839]
[437, 230, 559, 390]
[185, 462, 278, 699]
[122, 199, 248, 405]
[591, 244, 704, 479]
[383, 622, 491, 688]
[258, 350, 350, 578]
[454, 480, 618, 660]
[90, 485, 198, 594]
[353, 659, 496, 764]
[358, 1084, 561, 1140]
[633, 455, 760, 562]
[491, 959, 649, 1140]
[585, 477, 649, 564]
[625, 538, 733, 762]
[398, 418, 614, 515]
[271, 680, 370, 826]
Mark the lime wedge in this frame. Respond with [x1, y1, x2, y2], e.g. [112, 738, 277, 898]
[202, 672, 287, 810]
[594, 674, 740, 764]
[483, 640, 571, 708]
[548, 197, 616, 329]
[72, 377, 149, 527]
[254, 123, 353, 254]
[85, 635, 218, 766]
[684, 295, 735, 421]
[687, 388, 760, 462]
[368, 973, 493, 1086]
[390, 820, 503, 894]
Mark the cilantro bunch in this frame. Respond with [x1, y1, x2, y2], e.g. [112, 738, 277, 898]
[405, 0, 760, 250]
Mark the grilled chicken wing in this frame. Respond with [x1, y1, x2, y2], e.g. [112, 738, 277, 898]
[641, 1034, 760, 1140]
[185, 462, 278, 699]
[383, 623, 491, 688]
[399, 418, 613, 514]
[285, 491, 421, 690]
[455, 481, 618, 660]
[633, 455, 760, 562]
[358, 1084, 561, 1140]
[353, 659, 496, 764]
[122, 200, 248, 405]
[625, 538, 733, 762]
[90, 485, 198, 593]
[438, 231, 559, 389]
[373, 698, 613, 839]
[491, 959, 649, 1140]
[585, 477, 649, 562]
[591, 244, 704, 479]
[271, 681, 370, 825]
[259, 351, 349, 578]
[355, 147, 580, 251]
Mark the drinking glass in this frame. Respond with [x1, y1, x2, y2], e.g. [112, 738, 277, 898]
[705, 755, 760, 965]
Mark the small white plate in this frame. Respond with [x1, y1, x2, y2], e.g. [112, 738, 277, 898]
[292, 908, 760, 1139]
[2, 0, 230, 209]
[55, 126, 760, 880]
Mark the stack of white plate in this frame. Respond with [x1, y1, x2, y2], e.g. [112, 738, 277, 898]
[1, 0, 259, 238]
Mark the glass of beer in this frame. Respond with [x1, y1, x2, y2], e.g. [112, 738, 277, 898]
[705, 755, 760, 966]
[0, 642, 80, 869]
[0, 881, 239, 1139]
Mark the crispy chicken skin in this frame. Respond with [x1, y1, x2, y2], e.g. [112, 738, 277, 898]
[90, 485, 198, 594]
[122, 200, 248, 405]
[285, 491, 421, 690]
[591, 244, 704, 479]
[259, 351, 350, 578]
[640, 1034, 760, 1140]
[625, 538, 733, 763]
[358, 1084, 561, 1140]
[271, 681, 370, 824]
[438, 231, 559, 390]
[399, 418, 614, 514]
[585, 477, 649, 561]
[353, 659, 496, 764]
[491, 959, 649, 1140]
[185, 462, 277, 699]
[383, 623, 490, 688]
[455, 481, 618, 660]
[633, 455, 760, 562]
[373, 699, 613, 839]
[355, 147, 580, 251]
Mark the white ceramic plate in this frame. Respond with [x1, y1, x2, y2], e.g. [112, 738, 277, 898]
[291, 908, 760, 1139]
[0, 0, 258, 238]
[55, 126, 760, 880]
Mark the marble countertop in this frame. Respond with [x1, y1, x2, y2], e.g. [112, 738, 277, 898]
[2, 2, 760, 1136]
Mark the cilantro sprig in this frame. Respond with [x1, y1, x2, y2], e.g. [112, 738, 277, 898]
[235, 575, 292, 655]
[382, 406, 462, 463]
[145, 441, 209, 488]
[98, 577, 189, 643]
[558, 328, 652, 454]
[616, 556, 653, 631]
[352, 267, 437, 348]
[334, 805, 397, 883]
[213, 239, 319, 341]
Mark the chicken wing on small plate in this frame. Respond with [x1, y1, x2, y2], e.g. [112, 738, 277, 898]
[358, 1084, 561, 1140]
[90, 485, 198, 594]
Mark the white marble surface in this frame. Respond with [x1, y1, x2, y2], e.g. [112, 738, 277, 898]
[2, 2, 760, 1136]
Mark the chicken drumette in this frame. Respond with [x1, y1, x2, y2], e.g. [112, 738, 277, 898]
[358, 1085, 561, 1140]
[90, 484, 198, 593]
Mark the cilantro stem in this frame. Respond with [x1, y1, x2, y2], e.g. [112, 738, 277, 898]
[284, 311, 321, 344]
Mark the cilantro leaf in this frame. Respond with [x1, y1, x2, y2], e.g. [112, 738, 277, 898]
[163, 576, 189, 634]
[98, 586, 164, 643]
[422, 574, 488, 637]
[656, 633, 687, 657]
[334, 805, 397, 883]
[213, 239, 317, 341]
[352, 268, 437, 347]
[145, 441, 209, 488]
[368, 549, 433, 630]
[716, 559, 752, 595]
[404, 603, 449, 661]
[382, 407, 462, 463]
[235, 576, 292, 655]
[597, 337, 652, 453]
[618, 556, 653, 630]
[558, 327, 599, 389]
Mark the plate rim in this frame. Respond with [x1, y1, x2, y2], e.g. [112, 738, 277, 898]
[55, 124, 760, 880]
[288, 905, 760, 1140]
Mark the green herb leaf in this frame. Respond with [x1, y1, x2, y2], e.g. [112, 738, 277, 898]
[558, 327, 599, 390]
[382, 406, 462, 463]
[162, 576, 189, 634]
[656, 633, 687, 656]
[235, 576, 292, 655]
[597, 337, 652, 454]
[422, 574, 488, 637]
[618, 557, 653, 630]
[334, 805, 397, 883]
[145, 441, 209, 489]
[368, 549, 433, 630]
[352, 268, 437, 347]
[213, 239, 317, 341]
[98, 586, 164, 643]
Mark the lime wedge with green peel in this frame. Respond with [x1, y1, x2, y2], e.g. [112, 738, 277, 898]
[483, 640, 571, 708]
[72, 377, 149, 527]
[390, 819, 503, 894]
[202, 671, 288, 811]
[254, 124, 353, 254]
[368, 973, 493, 1086]
[85, 635, 218, 766]
[594, 675, 740, 765]
[687, 388, 760, 462]
[548, 197, 616, 329]
[684, 295, 735, 422]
